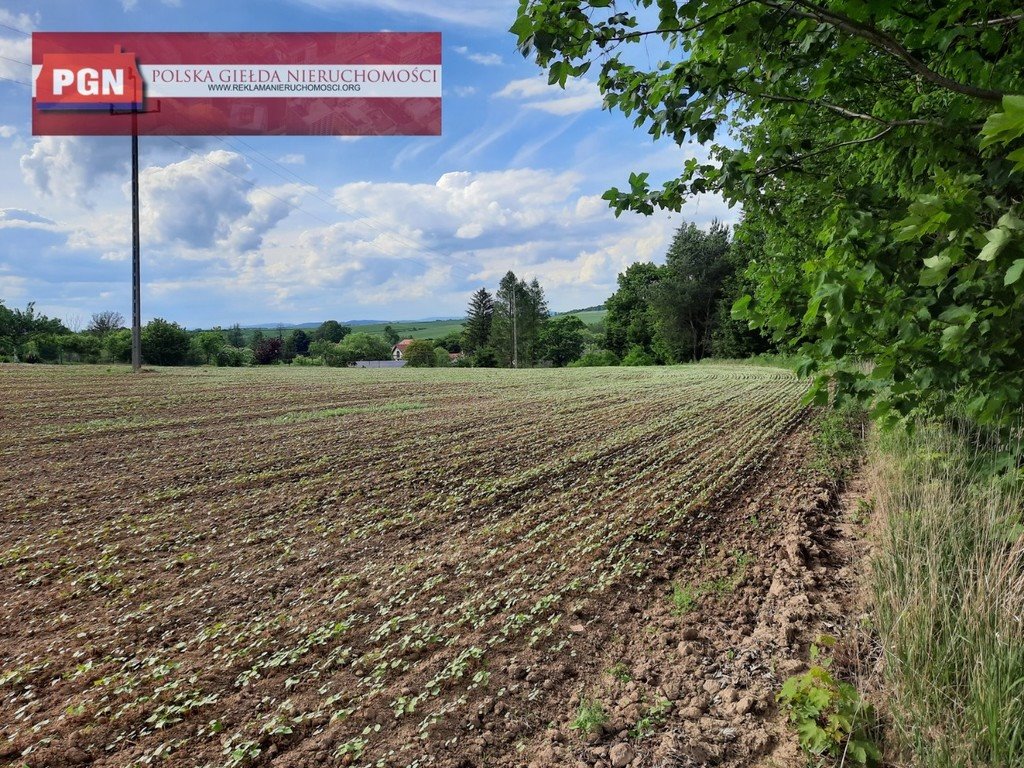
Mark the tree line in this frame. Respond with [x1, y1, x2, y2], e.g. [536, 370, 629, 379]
[0, 306, 395, 368]
[2, 227, 770, 370]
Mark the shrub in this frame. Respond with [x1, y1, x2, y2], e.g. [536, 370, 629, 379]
[403, 339, 437, 367]
[104, 329, 132, 363]
[141, 318, 191, 366]
[215, 346, 254, 367]
[569, 349, 620, 367]
[778, 640, 879, 766]
[472, 347, 498, 368]
[253, 338, 283, 365]
[621, 344, 656, 366]
[193, 331, 226, 364]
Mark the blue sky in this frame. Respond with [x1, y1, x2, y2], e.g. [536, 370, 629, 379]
[0, 0, 734, 328]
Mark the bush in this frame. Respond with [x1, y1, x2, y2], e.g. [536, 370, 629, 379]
[339, 332, 392, 363]
[472, 347, 498, 368]
[433, 346, 450, 367]
[253, 338, 283, 365]
[192, 331, 225, 364]
[215, 346, 254, 367]
[104, 329, 132, 363]
[569, 349, 620, 367]
[621, 344, 656, 366]
[403, 339, 437, 367]
[19, 340, 41, 363]
[142, 318, 191, 365]
[777, 643, 880, 766]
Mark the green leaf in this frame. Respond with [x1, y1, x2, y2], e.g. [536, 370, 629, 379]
[731, 294, 752, 318]
[978, 227, 1011, 262]
[1005, 259, 1024, 286]
[920, 254, 952, 286]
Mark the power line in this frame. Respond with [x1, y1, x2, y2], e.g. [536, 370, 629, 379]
[0, 22, 32, 38]
[0, 53, 31, 67]
[0, 73, 30, 88]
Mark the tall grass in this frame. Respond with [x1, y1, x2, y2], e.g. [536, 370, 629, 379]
[869, 424, 1024, 767]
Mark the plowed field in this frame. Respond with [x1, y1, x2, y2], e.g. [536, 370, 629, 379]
[0, 363, 828, 768]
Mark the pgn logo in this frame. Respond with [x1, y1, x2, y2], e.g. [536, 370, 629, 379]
[36, 48, 144, 111]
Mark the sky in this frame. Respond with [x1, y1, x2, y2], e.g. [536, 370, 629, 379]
[0, 0, 736, 328]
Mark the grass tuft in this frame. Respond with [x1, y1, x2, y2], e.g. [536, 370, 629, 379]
[570, 700, 608, 735]
[870, 423, 1024, 766]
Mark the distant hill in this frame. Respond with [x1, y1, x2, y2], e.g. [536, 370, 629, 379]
[223, 309, 605, 343]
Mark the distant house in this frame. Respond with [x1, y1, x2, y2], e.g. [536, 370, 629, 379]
[449, 352, 464, 363]
[392, 339, 414, 361]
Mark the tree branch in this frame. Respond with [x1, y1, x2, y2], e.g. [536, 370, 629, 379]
[730, 89, 947, 127]
[967, 14, 1024, 28]
[753, 126, 895, 179]
[760, 0, 1005, 102]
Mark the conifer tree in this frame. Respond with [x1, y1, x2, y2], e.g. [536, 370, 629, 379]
[462, 288, 494, 353]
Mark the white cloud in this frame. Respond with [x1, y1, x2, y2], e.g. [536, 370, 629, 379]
[453, 86, 478, 97]
[453, 45, 503, 66]
[0, 125, 17, 139]
[496, 76, 603, 115]
[0, 273, 28, 300]
[138, 150, 309, 252]
[289, 0, 513, 27]
[278, 153, 306, 165]
[0, 208, 57, 230]
[20, 137, 129, 207]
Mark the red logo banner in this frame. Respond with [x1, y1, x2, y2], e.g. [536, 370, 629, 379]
[32, 32, 442, 136]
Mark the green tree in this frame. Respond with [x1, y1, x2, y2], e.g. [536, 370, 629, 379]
[569, 349, 620, 367]
[2, 302, 69, 352]
[104, 329, 132, 363]
[63, 334, 102, 362]
[538, 315, 587, 366]
[314, 320, 352, 343]
[403, 338, 437, 367]
[490, 272, 549, 367]
[193, 331, 225, 364]
[291, 329, 310, 356]
[651, 221, 732, 362]
[226, 324, 245, 347]
[337, 332, 392, 363]
[711, 227, 775, 358]
[383, 325, 400, 346]
[604, 262, 664, 359]
[249, 329, 265, 351]
[434, 330, 463, 353]
[463, 287, 494, 353]
[141, 318, 191, 365]
[513, 1, 1024, 426]
[433, 346, 450, 367]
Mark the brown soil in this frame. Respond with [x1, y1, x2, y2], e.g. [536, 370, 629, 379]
[0, 364, 862, 768]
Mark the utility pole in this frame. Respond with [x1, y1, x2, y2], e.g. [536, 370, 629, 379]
[130, 103, 141, 372]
